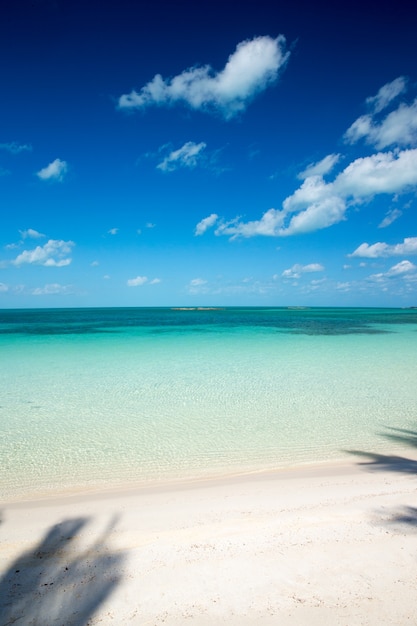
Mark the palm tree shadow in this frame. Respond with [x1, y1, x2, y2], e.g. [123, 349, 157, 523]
[347, 450, 417, 475]
[347, 424, 417, 530]
[0, 515, 124, 626]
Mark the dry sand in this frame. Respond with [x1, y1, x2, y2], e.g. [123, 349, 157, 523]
[1, 451, 417, 625]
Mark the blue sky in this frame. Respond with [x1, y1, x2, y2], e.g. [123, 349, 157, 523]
[1, 0, 416, 308]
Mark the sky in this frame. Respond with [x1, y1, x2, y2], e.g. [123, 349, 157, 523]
[1, 0, 416, 308]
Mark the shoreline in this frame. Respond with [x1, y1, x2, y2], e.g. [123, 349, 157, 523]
[0, 450, 391, 507]
[2, 443, 416, 507]
[2, 449, 417, 624]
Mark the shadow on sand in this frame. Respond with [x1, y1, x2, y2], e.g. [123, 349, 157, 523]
[348, 426, 417, 529]
[0, 515, 124, 626]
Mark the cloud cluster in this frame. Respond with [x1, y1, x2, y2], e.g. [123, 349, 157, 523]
[344, 77, 417, 149]
[194, 77, 417, 241]
[213, 147, 417, 239]
[12, 239, 74, 267]
[157, 141, 206, 172]
[118, 36, 289, 119]
[349, 237, 417, 258]
[369, 260, 416, 282]
[36, 158, 68, 182]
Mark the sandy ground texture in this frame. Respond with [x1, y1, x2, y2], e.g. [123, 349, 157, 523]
[1, 449, 417, 625]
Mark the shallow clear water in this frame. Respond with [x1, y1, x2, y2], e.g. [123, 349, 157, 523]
[1, 307, 417, 499]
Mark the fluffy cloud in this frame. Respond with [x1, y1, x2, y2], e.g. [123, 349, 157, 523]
[195, 213, 218, 235]
[0, 141, 32, 154]
[12, 239, 74, 267]
[108, 228, 119, 235]
[349, 237, 417, 258]
[0, 282, 8, 292]
[118, 36, 289, 118]
[279, 196, 347, 236]
[218, 148, 417, 239]
[127, 276, 148, 287]
[297, 154, 341, 180]
[386, 260, 416, 275]
[344, 78, 417, 149]
[36, 158, 68, 182]
[334, 149, 417, 198]
[369, 260, 416, 282]
[282, 263, 324, 279]
[215, 208, 286, 239]
[157, 141, 206, 172]
[345, 100, 417, 149]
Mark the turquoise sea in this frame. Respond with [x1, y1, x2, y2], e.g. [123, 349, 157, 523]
[1, 307, 417, 500]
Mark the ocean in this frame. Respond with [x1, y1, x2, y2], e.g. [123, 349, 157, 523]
[1, 307, 417, 500]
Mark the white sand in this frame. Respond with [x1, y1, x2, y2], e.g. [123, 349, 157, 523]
[1, 452, 417, 625]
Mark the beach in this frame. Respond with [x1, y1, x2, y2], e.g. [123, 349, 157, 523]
[2, 307, 417, 623]
[2, 451, 417, 625]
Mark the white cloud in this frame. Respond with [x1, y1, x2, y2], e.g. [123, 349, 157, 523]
[118, 35, 289, 119]
[282, 263, 324, 279]
[210, 76, 417, 241]
[108, 228, 119, 235]
[333, 149, 417, 198]
[157, 141, 206, 172]
[349, 237, 417, 258]
[215, 208, 286, 239]
[36, 158, 68, 182]
[195, 213, 218, 235]
[368, 260, 417, 283]
[215, 148, 417, 239]
[344, 77, 417, 150]
[0, 141, 32, 154]
[378, 207, 402, 228]
[366, 76, 407, 114]
[91, 260, 99, 267]
[149, 278, 161, 284]
[190, 278, 207, 286]
[127, 276, 148, 287]
[386, 260, 416, 275]
[19, 228, 45, 239]
[279, 196, 347, 236]
[0, 282, 8, 292]
[345, 100, 417, 149]
[32, 283, 73, 295]
[12, 239, 74, 267]
[298, 153, 341, 179]
[279, 149, 417, 237]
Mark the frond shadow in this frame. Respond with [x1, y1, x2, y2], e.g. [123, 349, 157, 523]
[0, 515, 124, 626]
[347, 450, 417, 475]
[347, 424, 417, 530]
